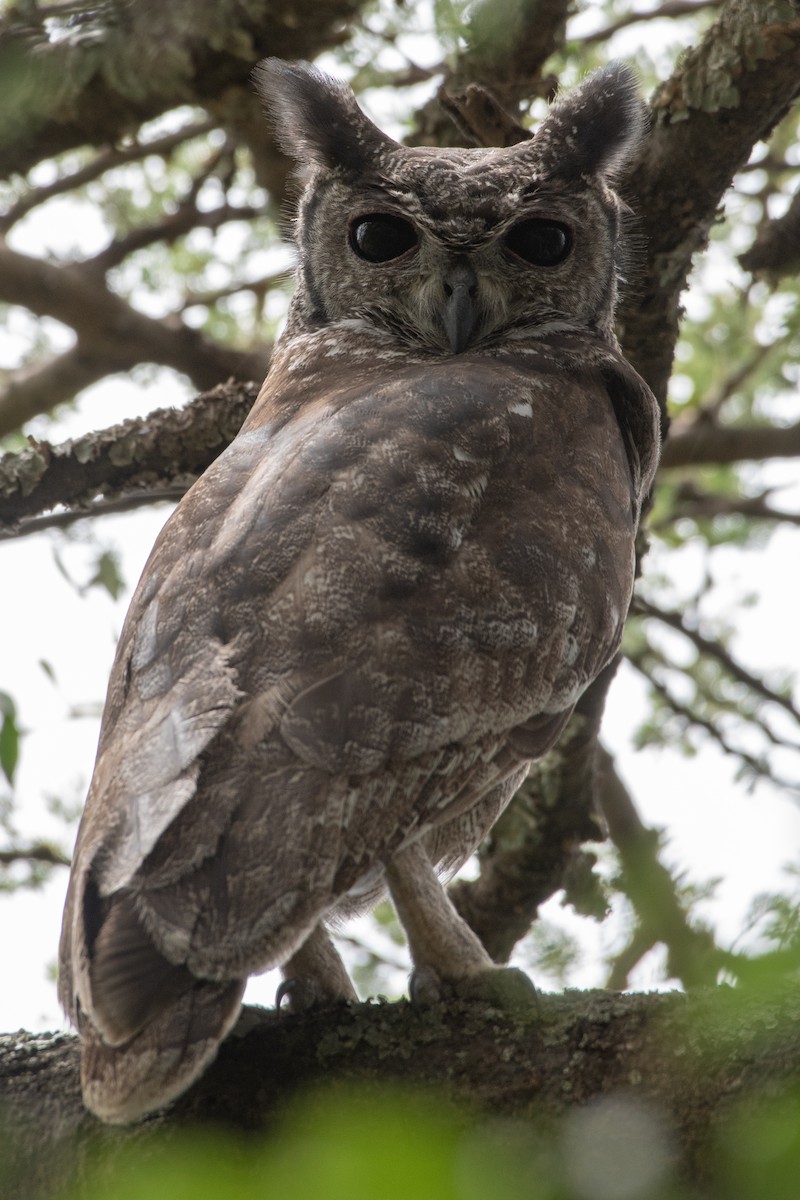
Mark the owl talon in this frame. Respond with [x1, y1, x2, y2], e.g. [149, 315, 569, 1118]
[276, 973, 357, 1013]
[276, 976, 323, 1013]
[408, 965, 446, 1006]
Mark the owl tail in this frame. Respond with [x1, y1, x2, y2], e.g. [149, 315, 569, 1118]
[78, 974, 245, 1124]
[74, 893, 245, 1124]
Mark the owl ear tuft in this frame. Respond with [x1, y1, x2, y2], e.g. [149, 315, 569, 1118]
[533, 62, 647, 180]
[254, 58, 397, 173]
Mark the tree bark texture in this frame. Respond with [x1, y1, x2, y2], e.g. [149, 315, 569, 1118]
[0, 0, 368, 178]
[1, 985, 798, 1198]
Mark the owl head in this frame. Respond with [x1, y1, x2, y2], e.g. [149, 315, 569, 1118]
[255, 59, 646, 353]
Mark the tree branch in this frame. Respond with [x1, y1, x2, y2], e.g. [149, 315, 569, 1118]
[0, 244, 265, 434]
[0, 843, 70, 868]
[181, 268, 292, 312]
[739, 185, 800, 278]
[87, 199, 263, 275]
[0, 489, 185, 542]
[617, 0, 800, 408]
[652, 482, 800, 527]
[2, 986, 798, 1194]
[436, 82, 532, 148]
[596, 746, 722, 990]
[408, 0, 569, 149]
[0, 0, 369, 179]
[693, 340, 777, 424]
[0, 118, 217, 232]
[0, 380, 257, 529]
[634, 598, 800, 728]
[626, 651, 800, 793]
[660, 418, 800, 467]
[576, 0, 722, 46]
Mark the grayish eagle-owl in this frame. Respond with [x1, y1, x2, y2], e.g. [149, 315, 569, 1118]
[59, 58, 660, 1123]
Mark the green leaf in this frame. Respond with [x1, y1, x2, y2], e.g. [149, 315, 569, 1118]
[86, 550, 125, 600]
[38, 658, 57, 684]
[0, 691, 20, 787]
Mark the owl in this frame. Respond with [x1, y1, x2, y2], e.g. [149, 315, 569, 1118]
[59, 59, 660, 1123]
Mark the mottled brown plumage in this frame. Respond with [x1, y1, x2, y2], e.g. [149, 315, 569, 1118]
[59, 59, 660, 1123]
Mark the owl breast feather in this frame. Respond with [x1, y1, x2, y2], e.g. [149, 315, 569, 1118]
[152, 350, 638, 778]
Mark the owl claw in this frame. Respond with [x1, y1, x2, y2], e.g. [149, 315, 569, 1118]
[276, 975, 356, 1013]
[276, 976, 324, 1013]
[408, 965, 445, 1006]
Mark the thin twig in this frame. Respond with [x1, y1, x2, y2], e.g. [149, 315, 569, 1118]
[575, 0, 721, 46]
[181, 268, 293, 311]
[634, 598, 800, 726]
[88, 202, 262, 275]
[0, 119, 217, 232]
[0, 843, 71, 868]
[0, 489, 185, 542]
[651, 484, 800, 529]
[626, 652, 800, 793]
[696, 340, 775, 422]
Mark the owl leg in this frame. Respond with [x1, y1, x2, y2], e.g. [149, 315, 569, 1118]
[385, 840, 493, 985]
[385, 840, 537, 1013]
[277, 922, 358, 1012]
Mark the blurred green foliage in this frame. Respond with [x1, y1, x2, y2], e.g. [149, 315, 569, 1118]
[46, 1059, 800, 1200]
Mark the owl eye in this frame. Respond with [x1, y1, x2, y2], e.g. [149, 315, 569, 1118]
[350, 214, 418, 263]
[504, 219, 572, 266]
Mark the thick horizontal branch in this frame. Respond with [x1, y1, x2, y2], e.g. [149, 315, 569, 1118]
[661, 418, 800, 467]
[2, 985, 798, 1195]
[0, 243, 265, 434]
[2, 378, 796, 537]
[0, 381, 257, 529]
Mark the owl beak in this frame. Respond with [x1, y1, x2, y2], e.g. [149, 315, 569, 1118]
[442, 260, 479, 354]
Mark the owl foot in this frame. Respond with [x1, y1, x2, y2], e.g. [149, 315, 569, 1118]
[276, 975, 326, 1013]
[408, 965, 538, 1019]
[408, 964, 445, 1006]
[276, 974, 358, 1013]
[277, 923, 359, 1013]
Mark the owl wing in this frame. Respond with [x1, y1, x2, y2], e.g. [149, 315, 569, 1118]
[60, 348, 656, 1117]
